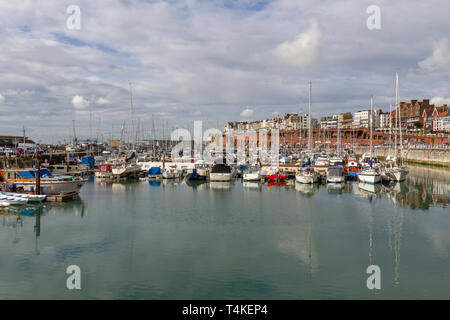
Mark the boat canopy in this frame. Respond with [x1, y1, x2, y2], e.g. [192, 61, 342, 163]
[18, 169, 52, 179]
[211, 164, 231, 174]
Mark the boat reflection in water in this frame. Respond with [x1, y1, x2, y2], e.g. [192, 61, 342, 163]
[326, 182, 345, 194]
[185, 180, 207, 190]
[243, 181, 262, 190]
[357, 182, 383, 196]
[210, 181, 233, 190]
[295, 182, 318, 197]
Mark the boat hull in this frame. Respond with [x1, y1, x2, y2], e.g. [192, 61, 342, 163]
[15, 179, 86, 195]
[327, 176, 345, 183]
[210, 173, 232, 182]
[243, 173, 261, 181]
[358, 173, 381, 184]
[295, 174, 318, 184]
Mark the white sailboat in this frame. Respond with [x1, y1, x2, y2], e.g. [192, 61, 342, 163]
[296, 81, 319, 184]
[383, 72, 408, 182]
[358, 96, 382, 184]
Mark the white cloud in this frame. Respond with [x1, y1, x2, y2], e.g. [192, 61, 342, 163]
[0, 1, 450, 142]
[431, 97, 450, 106]
[0, 94, 4, 104]
[418, 39, 450, 72]
[273, 19, 321, 68]
[240, 108, 254, 118]
[72, 95, 90, 109]
[96, 97, 110, 105]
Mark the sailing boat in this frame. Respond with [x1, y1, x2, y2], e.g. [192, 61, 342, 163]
[358, 96, 382, 184]
[383, 72, 408, 182]
[111, 84, 141, 179]
[296, 82, 319, 184]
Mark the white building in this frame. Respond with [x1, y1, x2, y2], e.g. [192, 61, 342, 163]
[353, 109, 381, 128]
[378, 112, 391, 129]
[433, 116, 450, 133]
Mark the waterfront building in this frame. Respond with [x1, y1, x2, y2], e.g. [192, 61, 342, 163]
[338, 112, 353, 129]
[0, 135, 35, 148]
[378, 112, 391, 129]
[353, 110, 369, 128]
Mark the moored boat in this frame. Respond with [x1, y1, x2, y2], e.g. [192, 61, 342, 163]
[210, 163, 233, 182]
[295, 167, 319, 184]
[95, 163, 114, 179]
[345, 160, 360, 180]
[243, 166, 261, 181]
[326, 166, 345, 183]
[0, 169, 86, 195]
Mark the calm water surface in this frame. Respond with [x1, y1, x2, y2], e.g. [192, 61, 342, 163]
[1, 165, 449, 299]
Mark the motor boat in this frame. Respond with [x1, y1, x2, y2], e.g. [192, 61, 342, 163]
[210, 163, 233, 182]
[243, 166, 261, 181]
[112, 163, 141, 178]
[326, 166, 345, 183]
[345, 160, 360, 180]
[162, 165, 182, 179]
[358, 166, 381, 184]
[0, 169, 86, 195]
[266, 171, 287, 182]
[295, 167, 319, 184]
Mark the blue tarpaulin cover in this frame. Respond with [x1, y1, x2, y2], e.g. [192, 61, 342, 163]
[148, 167, 161, 175]
[82, 156, 95, 169]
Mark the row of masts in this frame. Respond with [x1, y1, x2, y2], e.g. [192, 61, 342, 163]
[301, 73, 404, 163]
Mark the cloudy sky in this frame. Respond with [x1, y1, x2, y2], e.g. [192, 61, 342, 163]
[0, 0, 449, 143]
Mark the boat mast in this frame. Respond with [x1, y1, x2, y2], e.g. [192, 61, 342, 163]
[370, 96, 374, 165]
[394, 73, 398, 160]
[129, 82, 135, 151]
[389, 103, 392, 148]
[308, 81, 312, 159]
[396, 72, 403, 166]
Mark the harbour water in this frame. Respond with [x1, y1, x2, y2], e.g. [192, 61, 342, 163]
[1, 165, 449, 299]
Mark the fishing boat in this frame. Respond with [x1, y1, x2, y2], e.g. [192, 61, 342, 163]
[0, 169, 87, 195]
[95, 163, 114, 179]
[193, 160, 211, 180]
[358, 96, 381, 184]
[327, 166, 345, 183]
[186, 169, 206, 181]
[243, 166, 261, 181]
[345, 160, 360, 180]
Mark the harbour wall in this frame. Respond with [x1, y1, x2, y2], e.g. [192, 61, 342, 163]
[354, 147, 450, 167]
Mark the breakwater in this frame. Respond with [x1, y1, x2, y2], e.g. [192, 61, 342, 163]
[354, 147, 450, 167]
